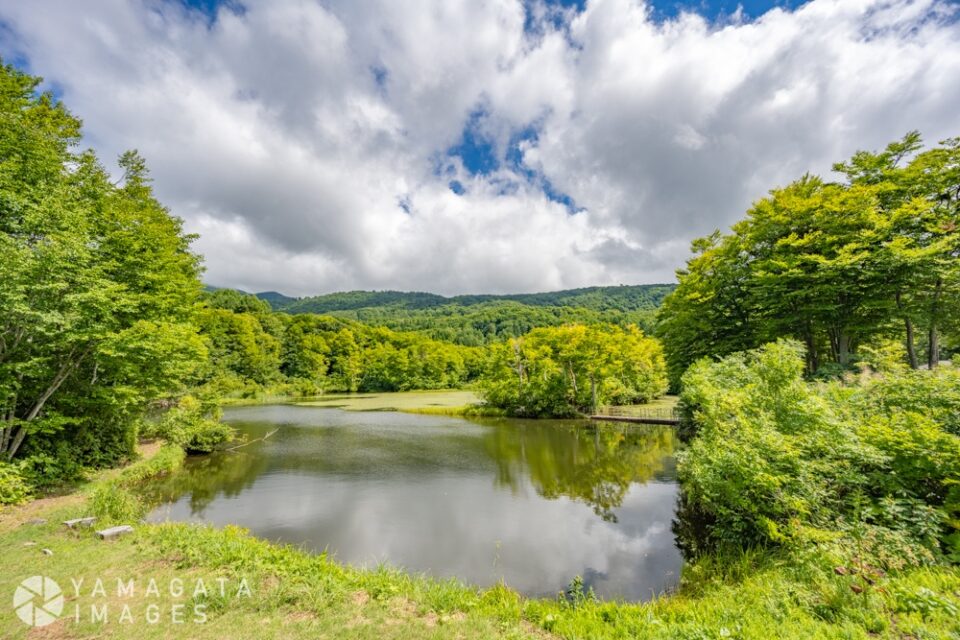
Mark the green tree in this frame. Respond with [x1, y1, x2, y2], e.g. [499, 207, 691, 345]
[0, 62, 206, 463]
[479, 324, 667, 417]
[658, 133, 959, 385]
[198, 308, 281, 386]
[835, 133, 960, 369]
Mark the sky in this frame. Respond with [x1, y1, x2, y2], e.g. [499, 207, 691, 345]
[0, 0, 958, 296]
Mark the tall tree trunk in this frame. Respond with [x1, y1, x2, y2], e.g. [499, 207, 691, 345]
[896, 292, 919, 369]
[512, 343, 525, 393]
[6, 349, 83, 460]
[928, 325, 940, 369]
[827, 329, 839, 363]
[929, 278, 943, 369]
[837, 332, 851, 366]
[590, 376, 597, 414]
[803, 323, 818, 374]
[5, 426, 26, 461]
[0, 411, 7, 453]
[905, 317, 919, 369]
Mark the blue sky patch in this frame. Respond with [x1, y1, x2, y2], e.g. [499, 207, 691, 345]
[176, 0, 246, 23]
[535, 0, 801, 22]
[181, 0, 803, 31]
[650, 0, 800, 20]
[370, 65, 388, 91]
[447, 109, 499, 176]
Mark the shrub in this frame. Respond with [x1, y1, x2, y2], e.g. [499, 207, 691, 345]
[179, 419, 234, 454]
[90, 483, 145, 524]
[17, 448, 87, 489]
[843, 367, 960, 436]
[146, 395, 234, 454]
[677, 340, 960, 567]
[0, 463, 31, 505]
[89, 442, 186, 524]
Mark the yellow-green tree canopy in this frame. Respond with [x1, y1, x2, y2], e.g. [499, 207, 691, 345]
[479, 323, 668, 417]
[658, 133, 960, 387]
[0, 61, 206, 464]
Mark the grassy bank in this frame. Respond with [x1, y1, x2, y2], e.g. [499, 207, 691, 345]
[2, 445, 959, 639]
[295, 390, 481, 412]
[228, 389, 675, 418]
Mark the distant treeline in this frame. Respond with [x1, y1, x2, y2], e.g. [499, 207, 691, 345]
[199, 289, 483, 396]
[231, 285, 674, 346]
[198, 289, 670, 416]
[259, 284, 675, 313]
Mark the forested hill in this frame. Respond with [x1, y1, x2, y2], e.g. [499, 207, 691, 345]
[236, 285, 675, 346]
[257, 284, 675, 314]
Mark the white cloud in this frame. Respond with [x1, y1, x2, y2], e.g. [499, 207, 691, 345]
[1, 0, 957, 295]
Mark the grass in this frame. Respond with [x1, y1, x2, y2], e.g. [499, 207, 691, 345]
[3, 503, 959, 639]
[295, 390, 481, 412]
[294, 391, 680, 419]
[2, 443, 959, 639]
[227, 389, 680, 421]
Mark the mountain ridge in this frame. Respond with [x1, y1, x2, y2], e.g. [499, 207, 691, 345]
[248, 284, 676, 314]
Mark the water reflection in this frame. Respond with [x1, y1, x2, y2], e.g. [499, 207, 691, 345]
[478, 418, 676, 522]
[148, 405, 681, 600]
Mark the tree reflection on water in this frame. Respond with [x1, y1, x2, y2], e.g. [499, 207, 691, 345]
[476, 418, 676, 522]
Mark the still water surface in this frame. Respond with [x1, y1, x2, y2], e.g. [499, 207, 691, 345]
[148, 405, 681, 600]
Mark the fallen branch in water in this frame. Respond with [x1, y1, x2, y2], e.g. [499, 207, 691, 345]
[224, 428, 279, 452]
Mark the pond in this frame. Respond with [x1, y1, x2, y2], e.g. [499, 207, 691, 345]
[147, 405, 682, 601]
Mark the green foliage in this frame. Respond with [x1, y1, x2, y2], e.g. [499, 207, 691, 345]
[842, 366, 960, 436]
[478, 323, 668, 417]
[268, 285, 672, 346]
[13, 434, 94, 489]
[658, 133, 960, 388]
[677, 341, 960, 569]
[893, 585, 959, 620]
[195, 299, 485, 396]
[195, 287, 675, 399]
[205, 288, 274, 314]
[90, 443, 185, 523]
[272, 284, 673, 314]
[199, 307, 281, 386]
[562, 575, 597, 607]
[0, 462, 30, 505]
[117, 444, 186, 484]
[0, 60, 207, 465]
[145, 395, 233, 454]
[89, 482, 145, 523]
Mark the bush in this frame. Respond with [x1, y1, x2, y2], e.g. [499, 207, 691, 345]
[676, 340, 960, 567]
[179, 419, 234, 454]
[17, 449, 87, 489]
[90, 483, 145, 524]
[0, 463, 31, 505]
[89, 442, 186, 524]
[843, 366, 960, 436]
[146, 395, 234, 454]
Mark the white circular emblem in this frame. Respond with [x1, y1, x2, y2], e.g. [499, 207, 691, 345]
[13, 575, 63, 627]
